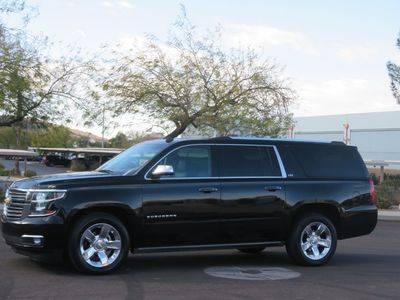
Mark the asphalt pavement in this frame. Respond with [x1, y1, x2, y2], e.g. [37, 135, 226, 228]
[0, 221, 399, 300]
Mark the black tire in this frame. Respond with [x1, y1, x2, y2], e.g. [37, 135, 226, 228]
[286, 213, 337, 266]
[238, 246, 266, 254]
[68, 212, 130, 274]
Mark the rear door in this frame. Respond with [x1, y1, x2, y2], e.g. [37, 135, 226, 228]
[217, 144, 286, 243]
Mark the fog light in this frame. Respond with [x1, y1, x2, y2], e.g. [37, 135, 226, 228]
[21, 235, 44, 247]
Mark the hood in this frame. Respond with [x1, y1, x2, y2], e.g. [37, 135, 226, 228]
[10, 171, 128, 190]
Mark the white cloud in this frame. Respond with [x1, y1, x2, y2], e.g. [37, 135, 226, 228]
[336, 44, 378, 61]
[223, 23, 318, 55]
[100, 0, 134, 9]
[293, 77, 399, 117]
[76, 29, 86, 38]
[118, 0, 134, 9]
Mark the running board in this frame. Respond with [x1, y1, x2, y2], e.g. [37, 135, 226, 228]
[134, 241, 283, 254]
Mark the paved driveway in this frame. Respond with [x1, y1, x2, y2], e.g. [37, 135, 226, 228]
[0, 221, 399, 299]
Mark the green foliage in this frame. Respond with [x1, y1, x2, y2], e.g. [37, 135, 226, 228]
[376, 175, 400, 209]
[0, 163, 4, 170]
[369, 173, 379, 185]
[108, 132, 130, 148]
[0, 1, 93, 128]
[387, 32, 400, 104]
[70, 161, 88, 172]
[0, 169, 10, 176]
[24, 169, 36, 177]
[104, 9, 295, 138]
[29, 125, 73, 147]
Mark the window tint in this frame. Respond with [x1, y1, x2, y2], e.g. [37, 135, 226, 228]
[157, 145, 212, 178]
[220, 146, 281, 177]
[289, 144, 368, 179]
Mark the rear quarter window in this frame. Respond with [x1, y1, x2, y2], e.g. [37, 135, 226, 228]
[286, 144, 368, 179]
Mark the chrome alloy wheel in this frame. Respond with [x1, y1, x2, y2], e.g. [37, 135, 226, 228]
[300, 222, 332, 261]
[79, 223, 122, 268]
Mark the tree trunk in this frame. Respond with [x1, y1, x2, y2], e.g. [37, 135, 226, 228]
[165, 118, 194, 140]
[165, 125, 187, 140]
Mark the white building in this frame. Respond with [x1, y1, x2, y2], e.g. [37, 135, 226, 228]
[293, 111, 400, 163]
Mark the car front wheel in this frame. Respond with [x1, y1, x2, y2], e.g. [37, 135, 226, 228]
[286, 213, 337, 266]
[68, 213, 129, 274]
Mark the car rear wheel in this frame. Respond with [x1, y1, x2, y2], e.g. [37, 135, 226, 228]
[286, 213, 337, 266]
[68, 213, 129, 274]
[238, 246, 266, 254]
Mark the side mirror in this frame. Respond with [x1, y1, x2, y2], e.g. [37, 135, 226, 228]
[151, 165, 174, 178]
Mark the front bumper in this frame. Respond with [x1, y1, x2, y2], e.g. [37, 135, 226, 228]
[1, 213, 67, 256]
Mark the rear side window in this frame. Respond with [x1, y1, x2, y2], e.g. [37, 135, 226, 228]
[220, 146, 281, 177]
[288, 144, 368, 179]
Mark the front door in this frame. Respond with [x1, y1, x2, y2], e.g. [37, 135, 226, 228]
[141, 144, 221, 247]
[217, 144, 286, 243]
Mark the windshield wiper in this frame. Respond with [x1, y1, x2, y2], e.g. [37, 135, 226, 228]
[98, 169, 114, 174]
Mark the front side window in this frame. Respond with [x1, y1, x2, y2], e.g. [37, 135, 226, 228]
[220, 145, 281, 177]
[155, 145, 212, 178]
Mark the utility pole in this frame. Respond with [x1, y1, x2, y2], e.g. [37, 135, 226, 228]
[101, 103, 105, 148]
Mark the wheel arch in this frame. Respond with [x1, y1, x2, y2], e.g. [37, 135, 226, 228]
[66, 205, 138, 250]
[289, 203, 343, 239]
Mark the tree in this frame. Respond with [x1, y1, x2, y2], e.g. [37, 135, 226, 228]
[108, 132, 130, 148]
[387, 32, 400, 104]
[103, 9, 295, 139]
[0, 1, 92, 128]
[29, 125, 73, 148]
[0, 29, 90, 127]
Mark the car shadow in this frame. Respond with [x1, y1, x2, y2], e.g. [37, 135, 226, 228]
[17, 248, 399, 277]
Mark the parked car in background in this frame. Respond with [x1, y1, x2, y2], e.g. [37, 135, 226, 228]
[1, 137, 377, 274]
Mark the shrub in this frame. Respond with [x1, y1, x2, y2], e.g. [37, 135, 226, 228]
[70, 160, 87, 172]
[369, 173, 379, 185]
[0, 169, 10, 176]
[24, 170, 37, 177]
[376, 177, 400, 209]
[0, 163, 5, 170]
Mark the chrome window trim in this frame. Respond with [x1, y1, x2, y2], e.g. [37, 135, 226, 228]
[144, 143, 287, 180]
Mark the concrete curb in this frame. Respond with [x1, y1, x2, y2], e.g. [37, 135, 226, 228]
[378, 210, 400, 222]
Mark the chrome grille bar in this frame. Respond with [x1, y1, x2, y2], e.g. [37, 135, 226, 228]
[4, 189, 28, 220]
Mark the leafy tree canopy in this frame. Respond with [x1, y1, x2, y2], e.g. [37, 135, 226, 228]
[103, 8, 295, 139]
[387, 32, 400, 104]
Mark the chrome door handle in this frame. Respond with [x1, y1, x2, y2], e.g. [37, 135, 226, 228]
[198, 187, 219, 193]
[265, 186, 282, 192]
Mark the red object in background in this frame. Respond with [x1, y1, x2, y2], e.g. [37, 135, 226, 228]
[369, 179, 377, 204]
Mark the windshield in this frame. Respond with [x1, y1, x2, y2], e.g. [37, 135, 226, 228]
[97, 140, 168, 174]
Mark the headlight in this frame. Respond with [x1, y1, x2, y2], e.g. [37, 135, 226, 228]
[27, 190, 66, 216]
[3, 189, 10, 215]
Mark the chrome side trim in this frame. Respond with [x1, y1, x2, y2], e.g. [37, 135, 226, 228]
[144, 143, 288, 180]
[135, 241, 283, 253]
[21, 235, 44, 239]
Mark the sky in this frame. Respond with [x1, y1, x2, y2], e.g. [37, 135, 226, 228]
[7, 0, 400, 136]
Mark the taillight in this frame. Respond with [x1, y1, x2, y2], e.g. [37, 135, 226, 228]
[369, 179, 377, 204]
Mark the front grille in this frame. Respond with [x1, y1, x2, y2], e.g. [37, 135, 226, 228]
[4, 189, 29, 220]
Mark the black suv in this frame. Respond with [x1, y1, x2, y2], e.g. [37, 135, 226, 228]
[1, 137, 377, 274]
